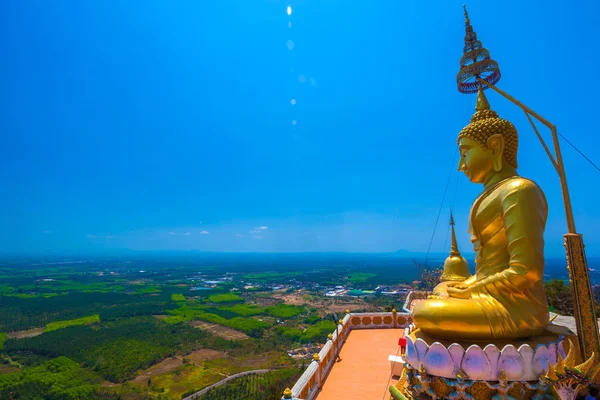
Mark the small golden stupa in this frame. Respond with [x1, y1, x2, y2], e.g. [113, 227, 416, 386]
[440, 211, 470, 283]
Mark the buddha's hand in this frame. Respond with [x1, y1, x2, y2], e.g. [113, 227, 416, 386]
[446, 282, 469, 290]
[430, 281, 450, 298]
[447, 283, 472, 299]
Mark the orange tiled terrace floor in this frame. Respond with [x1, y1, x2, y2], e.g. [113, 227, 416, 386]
[315, 328, 404, 400]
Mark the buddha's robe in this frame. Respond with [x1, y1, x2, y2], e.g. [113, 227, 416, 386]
[412, 177, 549, 340]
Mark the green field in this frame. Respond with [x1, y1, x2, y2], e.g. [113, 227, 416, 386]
[45, 314, 101, 332]
[134, 286, 161, 295]
[347, 272, 377, 284]
[267, 303, 305, 319]
[171, 293, 186, 302]
[208, 293, 243, 303]
[150, 364, 222, 399]
[226, 304, 266, 316]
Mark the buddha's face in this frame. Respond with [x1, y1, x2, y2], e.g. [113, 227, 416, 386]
[457, 137, 494, 183]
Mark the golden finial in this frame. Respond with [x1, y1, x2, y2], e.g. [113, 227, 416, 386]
[457, 5, 501, 94]
[313, 353, 320, 362]
[475, 86, 491, 112]
[345, 309, 350, 314]
[328, 333, 333, 340]
[449, 210, 460, 257]
[283, 388, 293, 399]
[392, 308, 397, 313]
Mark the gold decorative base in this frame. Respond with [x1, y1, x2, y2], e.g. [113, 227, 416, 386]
[394, 368, 551, 400]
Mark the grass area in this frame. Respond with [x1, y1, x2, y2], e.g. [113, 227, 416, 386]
[208, 293, 243, 303]
[226, 304, 266, 316]
[274, 326, 303, 341]
[0, 333, 6, 350]
[347, 272, 377, 284]
[195, 314, 270, 336]
[163, 306, 208, 325]
[134, 286, 161, 295]
[45, 314, 101, 332]
[164, 306, 269, 336]
[171, 294, 186, 302]
[299, 320, 336, 343]
[143, 364, 222, 399]
[267, 304, 305, 319]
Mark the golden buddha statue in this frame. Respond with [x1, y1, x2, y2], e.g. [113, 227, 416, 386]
[412, 87, 550, 340]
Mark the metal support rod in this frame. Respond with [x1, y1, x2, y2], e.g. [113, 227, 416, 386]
[524, 111, 558, 172]
[549, 125, 577, 234]
[476, 78, 553, 128]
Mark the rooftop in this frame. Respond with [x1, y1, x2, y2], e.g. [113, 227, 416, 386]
[549, 312, 600, 336]
[316, 328, 403, 400]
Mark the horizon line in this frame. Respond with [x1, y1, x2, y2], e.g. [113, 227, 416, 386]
[0, 249, 590, 259]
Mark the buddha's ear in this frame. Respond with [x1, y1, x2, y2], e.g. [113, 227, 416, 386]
[487, 134, 505, 172]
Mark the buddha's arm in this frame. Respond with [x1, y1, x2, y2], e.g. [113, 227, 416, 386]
[470, 180, 547, 292]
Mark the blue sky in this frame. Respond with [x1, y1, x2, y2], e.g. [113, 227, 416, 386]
[1, 0, 600, 255]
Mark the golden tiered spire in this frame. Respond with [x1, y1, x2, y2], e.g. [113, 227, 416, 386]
[457, 5, 501, 94]
[440, 210, 471, 282]
[449, 211, 460, 257]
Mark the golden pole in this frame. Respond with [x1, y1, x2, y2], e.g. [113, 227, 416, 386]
[476, 77, 600, 367]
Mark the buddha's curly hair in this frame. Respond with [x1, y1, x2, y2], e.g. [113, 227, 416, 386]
[457, 109, 519, 168]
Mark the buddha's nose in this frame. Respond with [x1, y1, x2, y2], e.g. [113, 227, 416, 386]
[458, 158, 466, 172]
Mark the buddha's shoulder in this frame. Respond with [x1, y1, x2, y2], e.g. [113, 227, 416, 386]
[496, 177, 546, 200]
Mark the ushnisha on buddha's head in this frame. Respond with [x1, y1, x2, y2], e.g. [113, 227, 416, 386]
[457, 86, 519, 184]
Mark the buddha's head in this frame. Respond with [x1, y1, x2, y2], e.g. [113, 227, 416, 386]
[457, 87, 518, 183]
